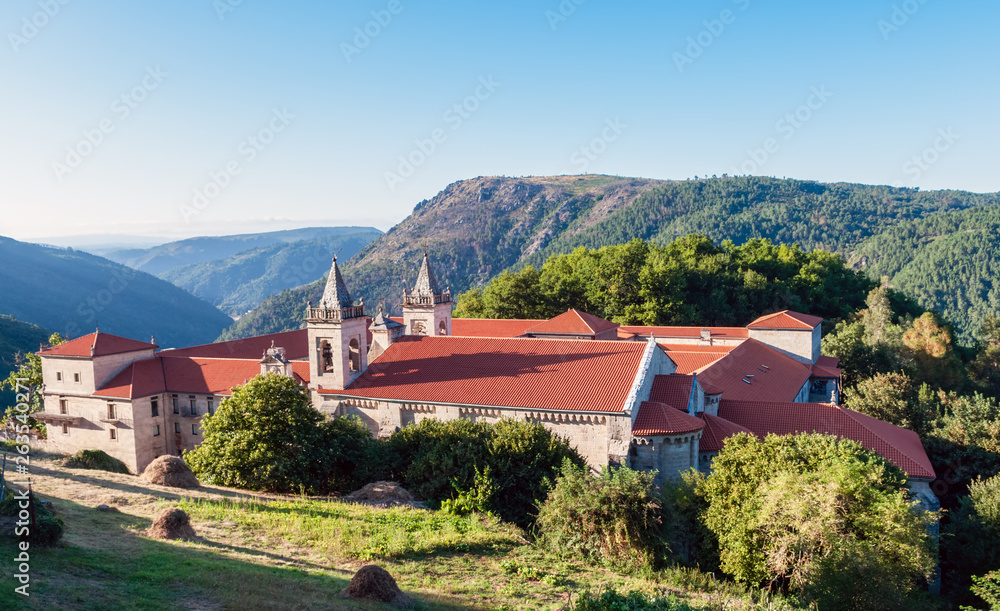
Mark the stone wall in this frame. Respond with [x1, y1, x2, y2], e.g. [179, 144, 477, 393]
[747, 327, 820, 364]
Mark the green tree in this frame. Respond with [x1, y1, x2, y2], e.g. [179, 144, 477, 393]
[698, 433, 935, 607]
[1, 332, 64, 414]
[970, 316, 1000, 398]
[965, 571, 1000, 611]
[945, 475, 1000, 607]
[842, 372, 937, 437]
[185, 372, 333, 493]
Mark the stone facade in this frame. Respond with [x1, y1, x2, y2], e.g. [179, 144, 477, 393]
[746, 326, 821, 364]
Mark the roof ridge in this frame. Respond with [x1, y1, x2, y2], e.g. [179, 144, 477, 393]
[840, 406, 931, 475]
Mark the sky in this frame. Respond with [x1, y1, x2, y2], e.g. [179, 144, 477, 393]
[2, 0, 998, 243]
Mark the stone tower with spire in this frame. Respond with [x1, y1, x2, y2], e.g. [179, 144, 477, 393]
[402, 252, 452, 336]
[306, 257, 369, 394]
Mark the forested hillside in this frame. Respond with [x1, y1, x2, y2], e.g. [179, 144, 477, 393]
[104, 226, 380, 276]
[852, 205, 1000, 341]
[160, 230, 381, 316]
[0, 315, 49, 411]
[454, 236, 874, 328]
[220, 175, 999, 340]
[0, 237, 232, 348]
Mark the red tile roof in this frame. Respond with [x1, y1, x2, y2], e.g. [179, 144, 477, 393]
[747, 310, 823, 330]
[524, 310, 618, 336]
[697, 339, 811, 402]
[632, 401, 705, 436]
[698, 412, 754, 453]
[621, 326, 749, 339]
[718, 399, 935, 479]
[326, 335, 647, 412]
[96, 356, 311, 399]
[649, 374, 694, 411]
[659, 348, 731, 375]
[38, 332, 157, 358]
[450, 318, 545, 338]
[160, 329, 309, 360]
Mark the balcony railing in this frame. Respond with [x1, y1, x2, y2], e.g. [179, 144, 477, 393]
[402, 292, 451, 306]
[306, 305, 365, 321]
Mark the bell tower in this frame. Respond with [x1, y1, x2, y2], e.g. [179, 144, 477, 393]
[402, 252, 452, 336]
[306, 256, 369, 392]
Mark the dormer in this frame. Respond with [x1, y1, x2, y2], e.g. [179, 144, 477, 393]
[259, 341, 293, 377]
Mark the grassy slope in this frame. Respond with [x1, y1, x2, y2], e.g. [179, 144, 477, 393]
[0, 455, 775, 611]
[0, 237, 233, 348]
[220, 176, 998, 341]
[160, 230, 382, 316]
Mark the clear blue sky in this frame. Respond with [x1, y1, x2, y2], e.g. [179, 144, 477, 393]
[2, 0, 998, 242]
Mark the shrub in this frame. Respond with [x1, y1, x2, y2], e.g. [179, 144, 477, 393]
[658, 470, 718, 571]
[699, 433, 935, 606]
[383, 418, 584, 526]
[0, 486, 64, 546]
[484, 418, 585, 526]
[316, 415, 378, 494]
[566, 588, 699, 611]
[63, 449, 130, 474]
[537, 461, 663, 569]
[966, 571, 1000, 611]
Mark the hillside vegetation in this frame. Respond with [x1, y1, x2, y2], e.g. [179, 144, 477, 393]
[221, 175, 997, 340]
[0, 236, 232, 348]
[0, 315, 49, 411]
[852, 205, 1000, 342]
[104, 226, 381, 276]
[160, 230, 381, 316]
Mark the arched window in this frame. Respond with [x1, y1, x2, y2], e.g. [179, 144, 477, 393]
[321, 341, 334, 372]
[438, 321, 447, 335]
[349, 338, 361, 372]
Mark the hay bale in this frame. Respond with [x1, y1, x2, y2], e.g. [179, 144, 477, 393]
[140, 456, 200, 489]
[344, 481, 414, 503]
[341, 565, 413, 608]
[63, 449, 131, 474]
[147, 507, 196, 541]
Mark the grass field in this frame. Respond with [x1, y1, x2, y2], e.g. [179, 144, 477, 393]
[0, 453, 783, 610]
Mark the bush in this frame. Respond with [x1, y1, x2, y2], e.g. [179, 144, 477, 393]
[966, 571, 1000, 611]
[316, 415, 378, 494]
[566, 588, 700, 611]
[383, 418, 585, 526]
[699, 433, 935, 607]
[537, 461, 663, 569]
[63, 449, 130, 474]
[658, 470, 718, 571]
[0, 486, 64, 546]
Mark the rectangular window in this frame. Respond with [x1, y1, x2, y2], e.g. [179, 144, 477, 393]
[61, 423, 69, 435]
[174, 422, 180, 434]
[59, 399, 68, 414]
[207, 397, 214, 415]
[192, 423, 198, 435]
[172, 395, 179, 414]
[153, 424, 160, 437]
[151, 398, 159, 418]
[56, 372, 62, 381]
[107, 403, 116, 420]
[109, 428, 117, 441]
[189, 396, 197, 416]
[74, 373, 80, 383]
